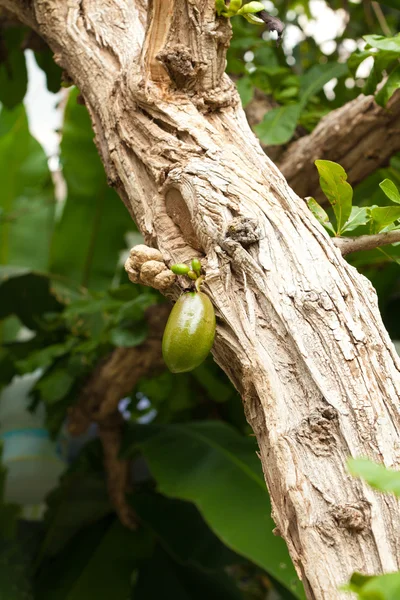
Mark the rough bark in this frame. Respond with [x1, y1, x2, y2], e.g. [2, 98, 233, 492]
[278, 90, 400, 201]
[6, 1, 400, 598]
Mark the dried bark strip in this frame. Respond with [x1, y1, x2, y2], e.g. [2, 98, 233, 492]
[5, 1, 400, 598]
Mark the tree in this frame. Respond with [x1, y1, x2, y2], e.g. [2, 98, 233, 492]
[1, 2, 400, 599]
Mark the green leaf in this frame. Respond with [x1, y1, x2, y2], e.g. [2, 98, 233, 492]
[35, 518, 151, 600]
[116, 294, 155, 323]
[0, 105, 56, 270]
[346, 571, 400, 599]
[135, 371, 195, 416]
[307, 197, 336, 235]
[242, 13, 265, 23]
[35, 369, 75, 404]
[380, 179, 400, 204]
[348, 49, 375, 76]
[348, 458, 400, 496]
[34, 48, 63, 93]
[299, 62, 349, 106]
[0, 446, 30, 599]
[0, 348, 16, 388]
[49, 89, 134, 290]
[364, 61, 384, 96]
[254, 63, 347, 146]
[0, 446, 21, 537]
[236, 75, 254, 108]
[215, 0, 227, 16]
[274, 86, 299, 102]
[0, 537, 33, 600]
[125, 421, 305, 599]
[254, 104, 302, 146]
[377, 0, 400, 8]
[237, 1, 265, 14]
[109, 322, 148, 347]
[315, 160, 353, 234]
[16, 339, 76, 374]
[364, 34, 400, 53]
[135, 545, 242, 600]
[369, 206, 400, 233]
[0, 271, 62, 331]
[230, 0, 243, 12]
[107, 284, 139, 302]
[64, 295, 122, 318]
[348, 36, 400, 99]
[39, 473, 112, 559]
[375, 65, 400, 107]
[0, 28, 27, 109]
[192, 362, 235, 404]
[131, 492, 240, 571]
[341, 207, 370, 234]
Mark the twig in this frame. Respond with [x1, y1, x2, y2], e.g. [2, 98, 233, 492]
[333, 230, 400, 256]
[257, 11, 285, 45]
[371, 1, 392, 37]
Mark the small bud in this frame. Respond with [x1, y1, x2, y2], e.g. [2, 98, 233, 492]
[171, 263, 190, 275]
[188, 270, 198, 280]
[191, 259, 202, 275]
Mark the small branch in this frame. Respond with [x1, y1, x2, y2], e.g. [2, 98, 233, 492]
[0, 0, 37, 30]
[98, 414, 136, 530]
[257, 10, 285, 45]
[333, 230, 400, 256]
[371, 1, 392, 37]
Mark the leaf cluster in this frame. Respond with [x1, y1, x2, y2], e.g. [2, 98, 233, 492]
[309, 160, 400, 244]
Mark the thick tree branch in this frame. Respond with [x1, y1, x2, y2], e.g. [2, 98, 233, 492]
[278, 90, 400, 200]
[334, 230, 400, 256]
[0, 0, 36, 26]
[6, 1, 400, 598]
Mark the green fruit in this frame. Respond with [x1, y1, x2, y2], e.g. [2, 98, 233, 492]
[162, 292, 216, 373]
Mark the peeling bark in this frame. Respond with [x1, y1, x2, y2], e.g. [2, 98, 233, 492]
[5, 1, 400, 598]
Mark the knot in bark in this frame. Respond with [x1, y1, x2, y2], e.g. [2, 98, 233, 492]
[125, 244, 176, 290]
[157, 44, 207, 90]
[297, 405, 338, 456]
[225, 217, 262, 247]
[331, 502, 371, 533]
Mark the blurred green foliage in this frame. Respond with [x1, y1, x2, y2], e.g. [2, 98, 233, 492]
[1, 2, 400, 599]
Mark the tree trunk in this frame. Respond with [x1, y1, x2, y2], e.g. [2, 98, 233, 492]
[5, 1, 400, 598]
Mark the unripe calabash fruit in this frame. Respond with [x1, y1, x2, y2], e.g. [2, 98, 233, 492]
[162, 291, 216, 373]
